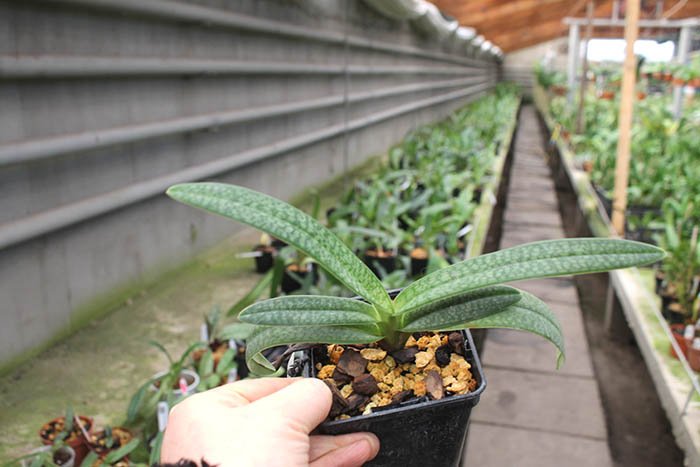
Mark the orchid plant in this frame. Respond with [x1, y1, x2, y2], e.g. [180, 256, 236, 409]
[167, 183, 664, 376]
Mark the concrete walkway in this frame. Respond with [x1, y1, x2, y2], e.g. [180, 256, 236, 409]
[463, 106, 614, 467]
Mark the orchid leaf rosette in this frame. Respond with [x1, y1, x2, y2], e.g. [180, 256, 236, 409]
[167, 183, 664, 376]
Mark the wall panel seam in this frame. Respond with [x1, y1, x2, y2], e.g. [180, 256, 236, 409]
[0, 75, 487, 165]
[0, 81, 491, 250]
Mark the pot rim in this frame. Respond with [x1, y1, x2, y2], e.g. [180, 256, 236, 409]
[319, 328, 486, 428]
[289, 288, 487, 428]
[150, 368, 200, 396]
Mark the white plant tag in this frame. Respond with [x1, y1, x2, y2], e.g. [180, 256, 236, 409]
[157, 401, 169, 432]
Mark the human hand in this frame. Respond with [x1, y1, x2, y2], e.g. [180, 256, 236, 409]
[161, 377, 380, 467]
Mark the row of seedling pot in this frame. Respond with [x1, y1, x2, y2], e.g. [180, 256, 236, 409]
[245, 86, 521, 298]
[543, 80, 700, 369]
[19, 407, 138, 467]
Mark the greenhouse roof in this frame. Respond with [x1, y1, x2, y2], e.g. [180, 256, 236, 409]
[429, 0, 700, 52]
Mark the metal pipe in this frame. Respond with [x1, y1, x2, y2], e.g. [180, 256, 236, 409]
[672, 26, 692, 119]
[39, 0, 486, 68]
[0, 76, 485, 166]
[0, 81, 491, 250]
[564, 16, 699, 27]
[0, 56, 480, 79]
[567, 24, 580, 104]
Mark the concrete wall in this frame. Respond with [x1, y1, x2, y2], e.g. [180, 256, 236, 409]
[503, 37, 568, 95]
[0, 0, 499, 367]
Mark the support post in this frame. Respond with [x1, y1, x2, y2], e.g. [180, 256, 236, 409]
[672, 26, 692, 119]
[611, 0, 640, 236]
[576, 1, 595, 134]
[567, 24, 580, 104]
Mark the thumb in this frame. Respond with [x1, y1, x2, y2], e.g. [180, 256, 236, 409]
[250, 378, 332, 433]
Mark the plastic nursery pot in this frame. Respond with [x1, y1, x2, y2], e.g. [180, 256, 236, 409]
[363, 249, 397, 277]
[289, 328, 486, 466]
[654, 267, 665, 296]
[150, 369, 200, 396]
[253, 244, 275, 274]
[669, 324, 690, 360]
[53, 446, 76, 467]
[688, 344, 700, 372]
[661, 295, 686, 325]
[409, 248, 429, 277]
[281, 264, 317, 294]
[39, 416, 93, 466]
[88, 427, 134, 458]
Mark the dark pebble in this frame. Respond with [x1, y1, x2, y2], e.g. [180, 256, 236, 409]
[435, 345, 452, 366]
[331, 367, 353, 385]
[448, 332, 465, 355]
[324, 380, 349, 418]
[345, 394, 369, 413]
[391, 347, 419, 364]
[352, 374, 380, 396]
[336, 348, 367, 377]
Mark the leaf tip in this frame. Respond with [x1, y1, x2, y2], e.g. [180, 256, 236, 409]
[555, 351, 565, 370]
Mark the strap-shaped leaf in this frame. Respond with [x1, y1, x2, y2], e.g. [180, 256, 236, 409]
[463, 290, 565, 368]
[239, 295, 379, 326]
[246, 325, 382, 376]
[395, 238, 664, 314]
[167, 183, 393, 312]
[399, 286, 522, 332]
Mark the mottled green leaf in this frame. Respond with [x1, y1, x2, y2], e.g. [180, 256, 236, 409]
[464, 291, 565, 368]
[399, 286, 522, 332]
[219, 322, 256, 341]
[167, 183, 393, 312]
[395, 238, 664, 314]
[239, 295, 379, 326]
[246, 325, 382, 376]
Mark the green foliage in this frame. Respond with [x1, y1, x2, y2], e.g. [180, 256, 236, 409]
[534, 62, 566, 90]
[125, 341, 203, 439]
[167, 183, 393, 314]
[168, 182, 664, 375]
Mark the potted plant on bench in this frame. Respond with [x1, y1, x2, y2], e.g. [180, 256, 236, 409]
[167, 182, 663, 466]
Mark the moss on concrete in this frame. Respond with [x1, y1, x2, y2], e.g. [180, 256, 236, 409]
[0, 156, 381, 462]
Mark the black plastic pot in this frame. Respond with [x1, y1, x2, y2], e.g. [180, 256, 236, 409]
[271, 237, 287, 249]
[253, 245, 275, 274]
[363, 251, 397, 278]
[473, 187, 483, 204]
[661, 293, 686, 324]
[654, 268, 665, 296]
[293, 329, 485, 467]
[281, 265, 316, 294]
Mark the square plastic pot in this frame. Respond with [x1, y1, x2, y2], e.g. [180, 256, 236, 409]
[289, 329, 486, 467]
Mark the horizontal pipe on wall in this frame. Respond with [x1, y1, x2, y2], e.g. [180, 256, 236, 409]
[0, 75, 487, 166]
[0, 81, 491, 250]
[0, 56, 486, 79]
[39, 0, 491, 68]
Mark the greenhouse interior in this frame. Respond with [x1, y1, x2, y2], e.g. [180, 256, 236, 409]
[2, 0, 700, 466]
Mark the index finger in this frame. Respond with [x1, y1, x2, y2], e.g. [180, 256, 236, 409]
[208, 377, 303, 406]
